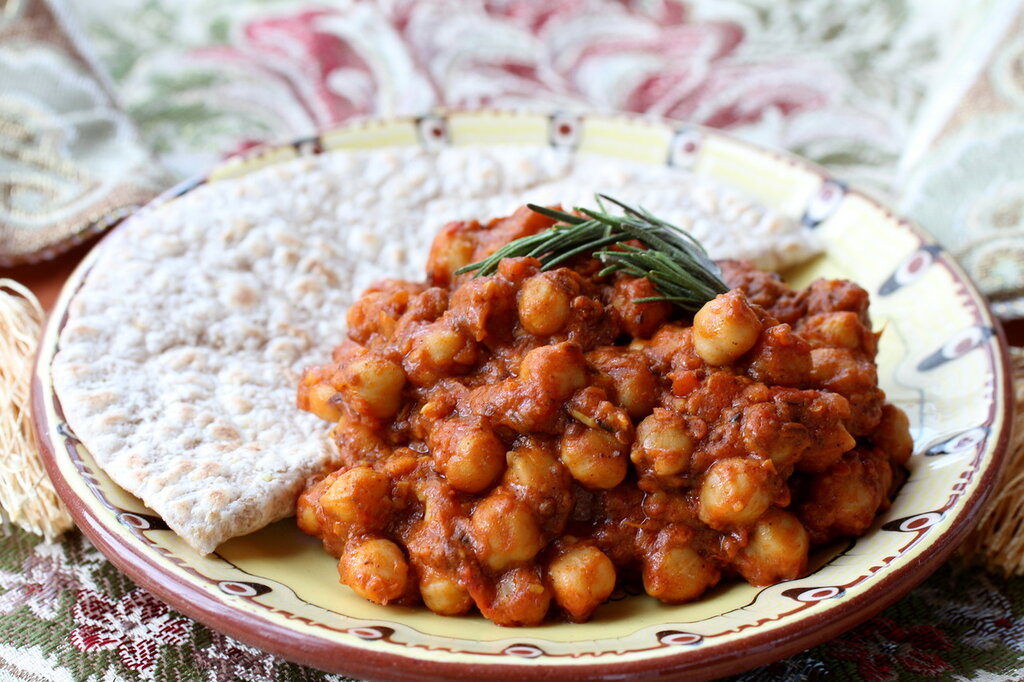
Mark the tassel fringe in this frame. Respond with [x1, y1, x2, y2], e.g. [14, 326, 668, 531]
[961, 347, 1024, 574]
[0, 279, 73, 540]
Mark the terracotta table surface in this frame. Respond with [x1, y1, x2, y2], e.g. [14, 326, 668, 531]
[1008, 318, 1024, 347]
[0, 241, 99, 312]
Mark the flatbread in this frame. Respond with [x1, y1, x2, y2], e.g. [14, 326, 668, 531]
[51, 146, 819, 555]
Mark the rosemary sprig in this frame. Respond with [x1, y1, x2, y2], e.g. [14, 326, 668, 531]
[454, 194, 729, 312]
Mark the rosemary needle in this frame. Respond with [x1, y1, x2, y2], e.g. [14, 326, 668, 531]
[454, 195, 729, 313]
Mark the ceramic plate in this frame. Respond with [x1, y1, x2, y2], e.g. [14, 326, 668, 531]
[34, 111, 1013, 681]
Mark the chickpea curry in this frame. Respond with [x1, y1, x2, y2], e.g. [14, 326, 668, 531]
[295, 201, 913, 627]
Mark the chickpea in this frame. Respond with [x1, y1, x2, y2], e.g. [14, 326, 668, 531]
[297, 365, 343, 422]
[692, 291, 762, 366]
[733, 508, 809, 586]
[566, 387, 634, 452]
[643, 530, 720, 604]
[344, 282, 424, 344]
[872, 404, 913, 466]
[340, 352, 406, 419]
[419, 567, 472, 616]
[505, 443, 563, 493]
[608, 275, 673, 339]
[423, 326, 467, 364]
[640, 489, 692, 525]
[559, 425, 628, 490]
[296, 477, 327, 535]
[698, 457, 774, 530]
[319, 466, 392, 531]
[518, 343, 587, 401]
[405, 323, 476, 386]
[547, 543, 616, 622]
[426, 221, 476, 287]
[299, 381, 343, 423]
[518, 273, 572, 335]
[503, 442, 573, 531]
[466, 378, 561, 434]
[803, 278, 870, 320]
[409, 478, 453, 528]
[330, 413, 391, 462]
[799, 449, 891, 543]
[339, 538, 409, 605]
[496, 255, 542, 283]
[480, 566, 551, 627]
[616, 374, 657, 418]
[644, 324, 695, 372]
[798, 311, 862, 349]
[586, 347, 659, 419]
[632, 409, 695, 479]
[620, 387, 657, 423]
[429, 418, 507, 493]
[808, 348, 877, 400]
[745, 324, 812, 387]
[798, 420, 856, 472]
[296, 501, 321, 535]
[741, 402, 810, 470]
[448, 276, 516, 343]
[381, 447, 420, 479]
[783, 391, 856, 473]
[829, 477, 881, 532]
[471, 493, 544, 571]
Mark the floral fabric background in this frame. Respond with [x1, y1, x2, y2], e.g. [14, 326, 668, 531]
[0, 0, 169, 264]
[4, 0, 1024, 680]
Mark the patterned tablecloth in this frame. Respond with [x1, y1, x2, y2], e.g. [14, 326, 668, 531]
[3, 1, 1024, 680]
